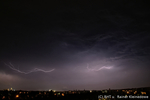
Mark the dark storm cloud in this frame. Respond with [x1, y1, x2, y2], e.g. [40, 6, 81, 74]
[0, 1, 150, 90]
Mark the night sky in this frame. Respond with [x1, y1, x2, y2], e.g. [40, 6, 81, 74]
[0, 1, 150, 91]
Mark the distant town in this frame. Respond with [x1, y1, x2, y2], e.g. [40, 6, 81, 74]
[0, 87, 149, 100]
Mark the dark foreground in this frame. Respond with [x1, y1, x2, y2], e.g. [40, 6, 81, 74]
[0, 87, 150, 100]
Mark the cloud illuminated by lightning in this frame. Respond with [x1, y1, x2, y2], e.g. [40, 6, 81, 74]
[87, 64, 112, 71]
[4, 62, 55, 74]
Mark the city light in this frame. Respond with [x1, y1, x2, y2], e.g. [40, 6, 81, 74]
[2, 96, 5, 99]
[49, 89, 51, 91]
[141, 92, 146, 95]
[16, 95, 19, 98]
[62, 93, 64, 96]
[0, 87, 150, 99]
[57, 93, 60, 95]
[134, 91, 137, 94]
[122, 90, 125, 92]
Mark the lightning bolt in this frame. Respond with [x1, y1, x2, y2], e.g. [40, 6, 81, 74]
[87, 63, 112, 71]
[4, 62, 55, 74]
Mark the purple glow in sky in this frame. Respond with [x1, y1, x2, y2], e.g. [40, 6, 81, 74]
[0, 1, 150, 91]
